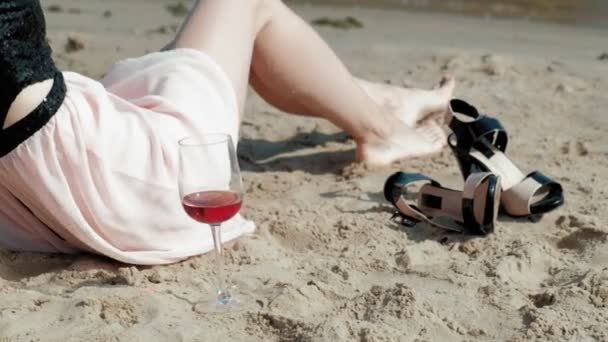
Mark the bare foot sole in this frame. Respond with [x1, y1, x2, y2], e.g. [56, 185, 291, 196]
[359, 76, 456, 127]
[356, 121, 447, 166]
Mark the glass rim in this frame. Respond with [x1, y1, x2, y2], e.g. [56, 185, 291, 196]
[178, 134, 232, 147]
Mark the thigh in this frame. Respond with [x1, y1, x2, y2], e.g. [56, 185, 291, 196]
[168, 0, 261, 114]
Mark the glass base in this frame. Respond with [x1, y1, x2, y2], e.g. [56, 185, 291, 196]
[193, 284, 284, 314]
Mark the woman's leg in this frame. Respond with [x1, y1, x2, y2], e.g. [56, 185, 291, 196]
[252, 73, 454, 129]
[168, 0, 261, 114]
[169, 0, 451, 165]
[247, 1, 454, 128]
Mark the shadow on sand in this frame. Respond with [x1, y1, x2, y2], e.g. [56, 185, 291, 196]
[238, 131, 354, 174]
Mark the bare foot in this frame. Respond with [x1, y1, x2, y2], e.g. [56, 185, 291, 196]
[356, 119, 447, 166]
[358, 76, 456, 127]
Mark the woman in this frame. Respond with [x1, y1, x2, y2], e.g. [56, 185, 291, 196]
[0, 0, 454, 264]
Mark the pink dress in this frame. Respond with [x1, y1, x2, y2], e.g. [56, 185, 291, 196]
[0, 49, 255, 265]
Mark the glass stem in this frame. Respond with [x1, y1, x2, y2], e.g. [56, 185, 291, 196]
[210, 223, 231, 304]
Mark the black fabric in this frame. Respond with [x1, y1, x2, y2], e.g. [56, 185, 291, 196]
[0, 0, 65, 157]
[0, 72, 66, 157]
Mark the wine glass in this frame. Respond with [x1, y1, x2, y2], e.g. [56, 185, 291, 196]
[178, 133, 246, 311]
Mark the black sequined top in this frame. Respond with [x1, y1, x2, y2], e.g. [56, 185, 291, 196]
[0, 0, 66, 157]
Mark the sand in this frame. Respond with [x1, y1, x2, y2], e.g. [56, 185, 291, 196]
[1, 1, 608, 341]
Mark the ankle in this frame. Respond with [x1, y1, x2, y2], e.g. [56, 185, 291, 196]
[355, 116, 395, 145]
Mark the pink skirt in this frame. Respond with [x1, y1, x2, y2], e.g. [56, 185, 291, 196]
[0, 49, 255, 265]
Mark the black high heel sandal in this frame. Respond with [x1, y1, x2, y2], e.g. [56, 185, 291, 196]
[446, 99, 564, 218]
[384, 172, 502, 235]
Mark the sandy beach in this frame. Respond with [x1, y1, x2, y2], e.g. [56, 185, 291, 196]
[1, 0, 608, 341]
